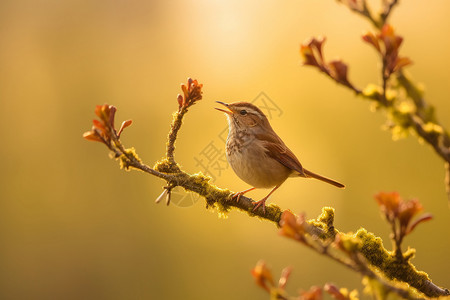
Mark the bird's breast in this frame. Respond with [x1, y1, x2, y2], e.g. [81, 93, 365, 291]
[226, 130, 292, 188]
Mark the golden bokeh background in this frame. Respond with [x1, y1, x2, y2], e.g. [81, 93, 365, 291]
[1, 0, 449, 299]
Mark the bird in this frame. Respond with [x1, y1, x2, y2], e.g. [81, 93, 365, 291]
[215, 101, 345, 213]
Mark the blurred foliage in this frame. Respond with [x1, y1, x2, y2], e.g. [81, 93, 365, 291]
[1, 0, 449, 299]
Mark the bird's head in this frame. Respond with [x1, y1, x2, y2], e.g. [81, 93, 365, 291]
[215, 101, 272, 131]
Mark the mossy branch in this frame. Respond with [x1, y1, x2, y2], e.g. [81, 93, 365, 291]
[82, 81, 284, 225]
[153, 158, 283, 223]
[278, 208, 448, 299]
[166, 108, 186, 167]
[84, 79, 448, 298]
[356, 228, 448, 298]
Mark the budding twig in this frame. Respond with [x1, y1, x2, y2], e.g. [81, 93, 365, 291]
[302, 8, 450, 207]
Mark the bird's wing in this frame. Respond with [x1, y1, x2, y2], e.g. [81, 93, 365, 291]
[255, 132, 306, 177]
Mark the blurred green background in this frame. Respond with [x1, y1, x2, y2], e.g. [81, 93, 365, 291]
[1, 0, 449, 299]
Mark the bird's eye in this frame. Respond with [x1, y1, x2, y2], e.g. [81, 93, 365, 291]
[239, 110, 247, 115]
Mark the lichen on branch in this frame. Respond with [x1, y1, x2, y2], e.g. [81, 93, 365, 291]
[83, 76, 448, 299]
[278, 203, 447, 298]
[82, 79, 284, 225]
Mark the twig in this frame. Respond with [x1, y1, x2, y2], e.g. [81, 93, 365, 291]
[380, 55, 391, 107]
[339, 0, 400, 29]
[342, 0, 379, 29]
[407, 115, 450, 162]
[390, 219, 404, 260]
[396, 71, 450, 162]
[112, 138, 171, 181]
[380, 0, 399, 26]
[166, 107, 187, 167]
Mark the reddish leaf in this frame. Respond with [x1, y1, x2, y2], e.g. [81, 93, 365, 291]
[117, 119, 133, 137]
[108, 105, 117, 128]
[375, 192, 401, 221]
[181, 83, 188, 97]
[378, 24, 403, 56]
[300, 44, 320, 67]
[328, 60, 353, 87]
[84, 104, 128, 145]
[94, 105, 103, 119]
[362, 32, 381, 53]
[324, 283, 346, 300]
[251, 260, 274, 292]
[82, 130, 103, 142]
[299, 286, 323, 300]
[92, 119, 106, 132]
[278, 210, 306, 242]
[393, 56, 413, 72]
[309, 36, 326, 61]
[406, 213, 433, 235]
[301, 37, 326, 67]
[398, 198, 423, 229]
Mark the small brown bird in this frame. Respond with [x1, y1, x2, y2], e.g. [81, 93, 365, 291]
[216, 101, 344, 213]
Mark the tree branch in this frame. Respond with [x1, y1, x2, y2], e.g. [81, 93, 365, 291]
[380, 0, 399, 27]
[337, 0, 399, 29]
[279, 209, 449, 298]
[84, 78, 449, 298]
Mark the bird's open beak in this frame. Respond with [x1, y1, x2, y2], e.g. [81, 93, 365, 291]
[215, 101, 232, 115]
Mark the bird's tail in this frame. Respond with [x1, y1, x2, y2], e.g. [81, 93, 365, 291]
[303, 168, 345, 188]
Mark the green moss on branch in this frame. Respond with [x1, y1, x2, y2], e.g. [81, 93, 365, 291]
[355, 229, 448, 297]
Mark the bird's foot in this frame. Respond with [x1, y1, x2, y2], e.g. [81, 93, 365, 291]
[231, 187, 256, 203]
[252, 199, 267, 214]
[231, 192, 244, 203]
[251, 184, 281, 214]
